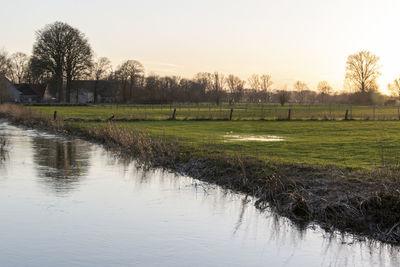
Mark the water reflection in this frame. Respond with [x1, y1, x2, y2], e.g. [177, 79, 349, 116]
[0, 135, 8, 162]
[32, 136, 90, 195]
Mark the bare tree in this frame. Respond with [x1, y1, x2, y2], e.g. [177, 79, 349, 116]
[115, 60, 144, 103]
[194, 72, 212, 89]
[92, 57, 111, 103]
[388, 77, 400, 100]
[9, 52, 29, 84]
[30, 22, 92, 102]
[248, 74, 260, 91]
[345, 51, 380, 93]
[31, 22, 74, 102]
[260, 74, 273, 102]
[211, 72, 225, 106]
[226, 74, 244, 104]
[293, 80, 309, 103]
[317, 81, 333, 103]
[276, 89, 290, 106]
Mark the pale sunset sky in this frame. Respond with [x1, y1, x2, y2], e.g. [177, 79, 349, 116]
[1, 0, 400, 93]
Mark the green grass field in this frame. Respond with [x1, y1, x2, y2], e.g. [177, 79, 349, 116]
[27, 104, 400, 169]
[31, 103, 400, 121]
[70, 119, 400, 169]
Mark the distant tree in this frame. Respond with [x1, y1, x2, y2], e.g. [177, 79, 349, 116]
[226, 74, 244, 104]
[317, 81, 333, 103]
[194, 72, 212, 90]
[293, 80, 309, 103]
[248, 74, 260, 91]
[387, 77, 400, 100]
[0, 50, 11, 78]
[276, 89, 290, 106]
[210, 72, 225, 105]
[64, 28, 93, 103]
[92, 57, 111, 103]
[345, 51, 380, 93]
[260, 74, 273, 102]
[194, 72, 213, 102]
[9, 52, 29, 84]
[115, 60, 144, 103]
[180, 78, 206, 103]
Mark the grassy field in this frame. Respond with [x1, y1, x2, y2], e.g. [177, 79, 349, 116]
[31, 103, 400, 121]
[26, 104, 400, 169]
[69, 119, 400, 169]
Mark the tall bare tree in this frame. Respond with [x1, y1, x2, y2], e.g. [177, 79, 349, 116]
[31, 22, 92, 102]
[248, 74, 260, 91]
[317, 81, 333, 103]
[9, 52, 29, 84]
[226, 74, 244, 104]
[31, 22, 73, 102]
[115, 60, 144, 103]
[293, 80, 309, 103]
[260, 74, 273, 102]
[92, 57, 111, 103]
[345, 51, 380, 93]
[211, 72, 225, 105]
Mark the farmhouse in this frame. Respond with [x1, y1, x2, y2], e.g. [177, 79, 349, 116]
[15, 84, 46, 103]
[0, 75, 21, 102]
[44, 80, 118, 103]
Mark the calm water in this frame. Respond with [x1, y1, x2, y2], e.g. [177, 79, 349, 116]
[0, 122, 399, 267]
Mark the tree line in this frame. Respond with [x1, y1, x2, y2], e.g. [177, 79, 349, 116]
[0, 21, 397, 105]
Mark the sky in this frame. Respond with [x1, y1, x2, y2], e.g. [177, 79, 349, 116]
[1, 0, 400, 93]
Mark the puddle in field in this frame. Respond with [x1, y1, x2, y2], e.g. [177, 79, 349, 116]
[224, 134, 285, 142]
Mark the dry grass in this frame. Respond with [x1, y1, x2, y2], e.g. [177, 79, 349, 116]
[0, 103, 65, 131]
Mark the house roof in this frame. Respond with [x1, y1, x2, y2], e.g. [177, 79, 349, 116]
[16, 84, 47, 97]
[45, 80, 118, 98]
[69, 80, 118, 97]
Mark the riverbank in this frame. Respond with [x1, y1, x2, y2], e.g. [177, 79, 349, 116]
[2, 103, 400, 245]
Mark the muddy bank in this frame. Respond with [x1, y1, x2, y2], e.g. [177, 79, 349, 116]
[1, 103, 400, 245]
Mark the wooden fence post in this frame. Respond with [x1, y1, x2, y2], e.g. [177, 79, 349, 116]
[53, 111, 57, 120]
[171, 108, 176, 120]
[345, 109, 349, 120]
[288, 109, 291, 120]
[229, 108, 234, 121]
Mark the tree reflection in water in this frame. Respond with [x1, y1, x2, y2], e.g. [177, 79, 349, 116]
[0, 136, 8, 162]
[32, 136, 90, 195]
